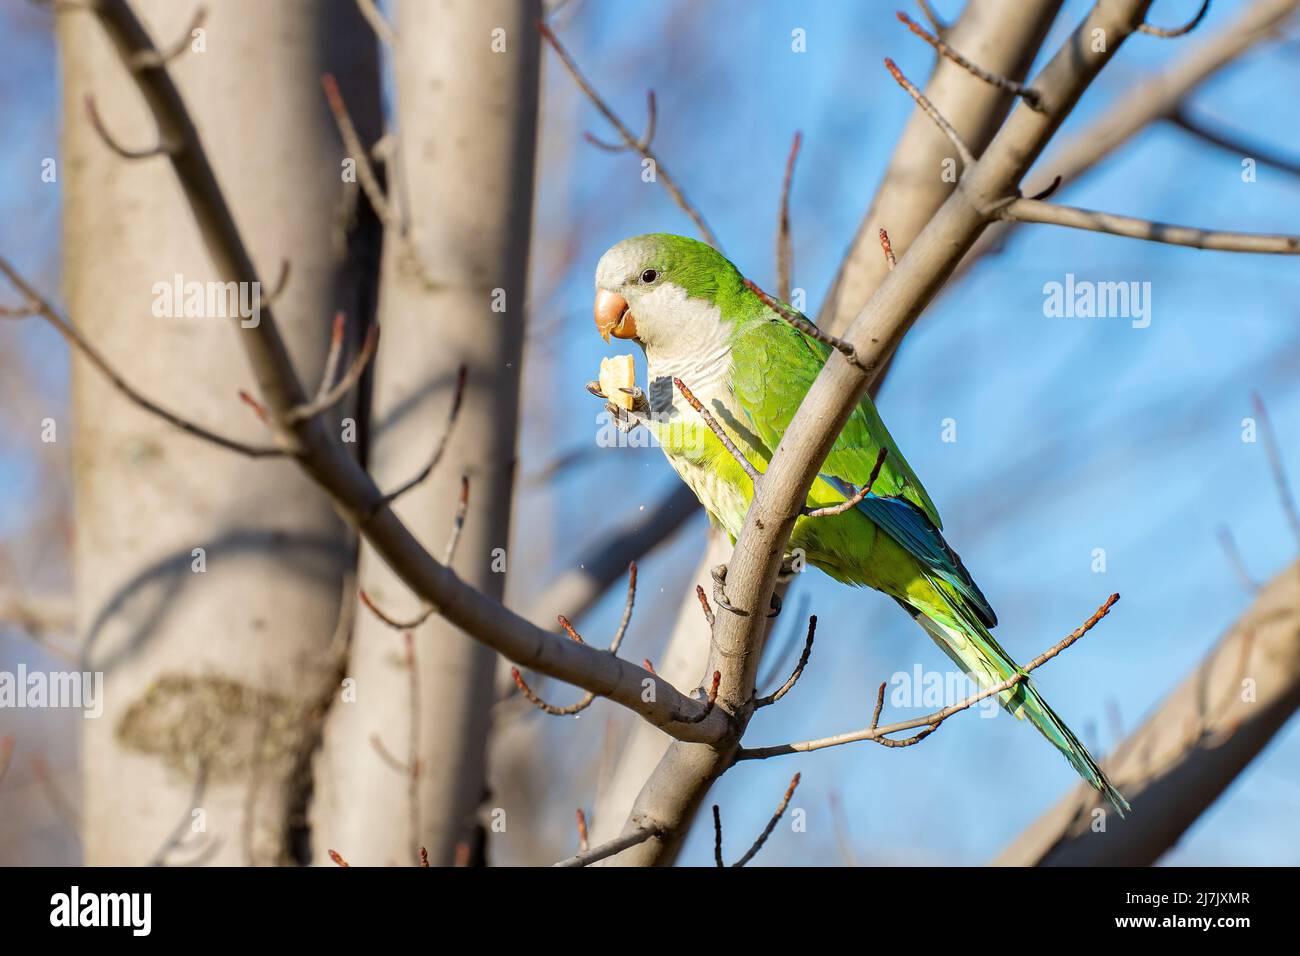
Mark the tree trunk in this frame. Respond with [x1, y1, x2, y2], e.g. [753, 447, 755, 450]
[63, 0, 380, 865]
[310, 0, 540, 867]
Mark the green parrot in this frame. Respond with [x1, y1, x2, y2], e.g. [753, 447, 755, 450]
[590, 232, 1128, 815]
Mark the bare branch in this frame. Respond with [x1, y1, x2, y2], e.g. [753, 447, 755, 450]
[802, 447, 889, 518]
[878, 227, 896, 271]
[1139, 0, 1211, 37]
[373, 365, 468, 512]
[84, 93, 172, 159]
[695, 584, 715, 628]
[776, 130, 802, 302]
[998, 197, 1300, 253]
[743, 278, 862, 368]
[354, 0, 395, 46]
[897, 11, 1044, 111]
[739, 594, 1120, 759]
[575, 809, 589, 853]
[1252, 392, 1300, 551]
[511, 563, 638, 717]
[442, 475, 471, 566]
[128, 5, 206, 70]
[673, 377, 762, 485]
[1170, 109, 1300, 179]
[552, 825, 661, 867]
[286, 318, 378, 423]
[585, 90, 656, 152]
[673, 670, 721, 725]
[536, 20, 721, 249]
[358, 589, 435, 631]
[755, 615, 816, 707]
[883, 58, 975, 168]
[1216, 525, 1260, 593]
[713, 773, 801, 867]
[321, 73, 392, 227]
[916, 0, 947, 33]
[0, 255, 285, 458]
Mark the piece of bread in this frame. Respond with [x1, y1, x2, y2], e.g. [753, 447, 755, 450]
[599, 354, 637, 411]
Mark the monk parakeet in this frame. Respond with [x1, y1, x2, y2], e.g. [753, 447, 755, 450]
[590, 232, 1127, 815]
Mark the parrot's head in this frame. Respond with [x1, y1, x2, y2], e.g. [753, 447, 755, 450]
[593, 233, 743, 354]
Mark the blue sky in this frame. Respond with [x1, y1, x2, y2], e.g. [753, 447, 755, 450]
[3, 0, 1298, 865]
[524, 0, 1300, 865]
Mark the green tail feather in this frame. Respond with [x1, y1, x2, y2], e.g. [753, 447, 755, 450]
[902, 585, 1130, 817]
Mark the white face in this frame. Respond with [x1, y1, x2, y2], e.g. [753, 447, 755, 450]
[594, 242, 730, 362]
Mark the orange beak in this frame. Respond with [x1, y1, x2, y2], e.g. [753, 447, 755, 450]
[594, 289, 637, 343]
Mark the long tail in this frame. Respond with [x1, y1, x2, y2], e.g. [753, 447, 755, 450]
[900, 586, 1130, 817]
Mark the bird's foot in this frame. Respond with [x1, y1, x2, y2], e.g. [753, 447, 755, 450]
[710, 563, 748, 617]
[587, 380, 647, 433]
[709, 563, 781, 617]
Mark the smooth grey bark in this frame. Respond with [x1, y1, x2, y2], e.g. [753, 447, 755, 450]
[310, 0, 541, 867]
[62, 0, 378, 864]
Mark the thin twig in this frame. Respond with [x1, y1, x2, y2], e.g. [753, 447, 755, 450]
[354, 0, 395, 46]
[373, 365, 468, 512]
[512, 563, 639, 716]
[755, 616, 816, 707]
[1170, 109, 1300, 179]
[916, 0, 947, 33]
[442, 475, 471, 565]
[585, 90, 657, 152]
[358, 589, 435, 631]
[695, 584, 715, 628]
[738, 594, 1121, 759]
[321, 73, 393, 227]
[776, 130, 802, 302]
[673, 378, 762, 485]
[878, 227, 896, 271]
[1253, 393, 1300, 552]
[883, 58, 975, 167]
[998, 198, 1300, 254]
[1216, 525, 1260, 593]
[84, 94, 172, 159]
[0, 256, 285, 458]
[286, 318, 378, 423]
[128, 5, 206, 70]
[576, 808, 589, 853]
[897, 12, 1043, 111]
[675, 670, 721, 724]
[551, 825, 661, 867]
[745, 278, 863, 368]
[1139, 0, 1211, 37]
[713, 772, 801, 867]
[803, 447, 889, 518]
[536, 20, 721, 249]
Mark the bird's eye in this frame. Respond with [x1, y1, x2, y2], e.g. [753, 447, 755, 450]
[640, 269, 658, 284]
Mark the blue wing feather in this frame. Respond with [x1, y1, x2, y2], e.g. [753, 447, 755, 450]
[823, 476, 998, 628]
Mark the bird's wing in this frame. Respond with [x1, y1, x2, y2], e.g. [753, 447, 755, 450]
[729, 314, 941, 525]
[731, 314, 997, 628]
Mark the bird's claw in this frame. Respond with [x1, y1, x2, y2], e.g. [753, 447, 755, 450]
[766, 591, 782, 618]
[585, 379, 607, 399]
[711, 563, 749, 617]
